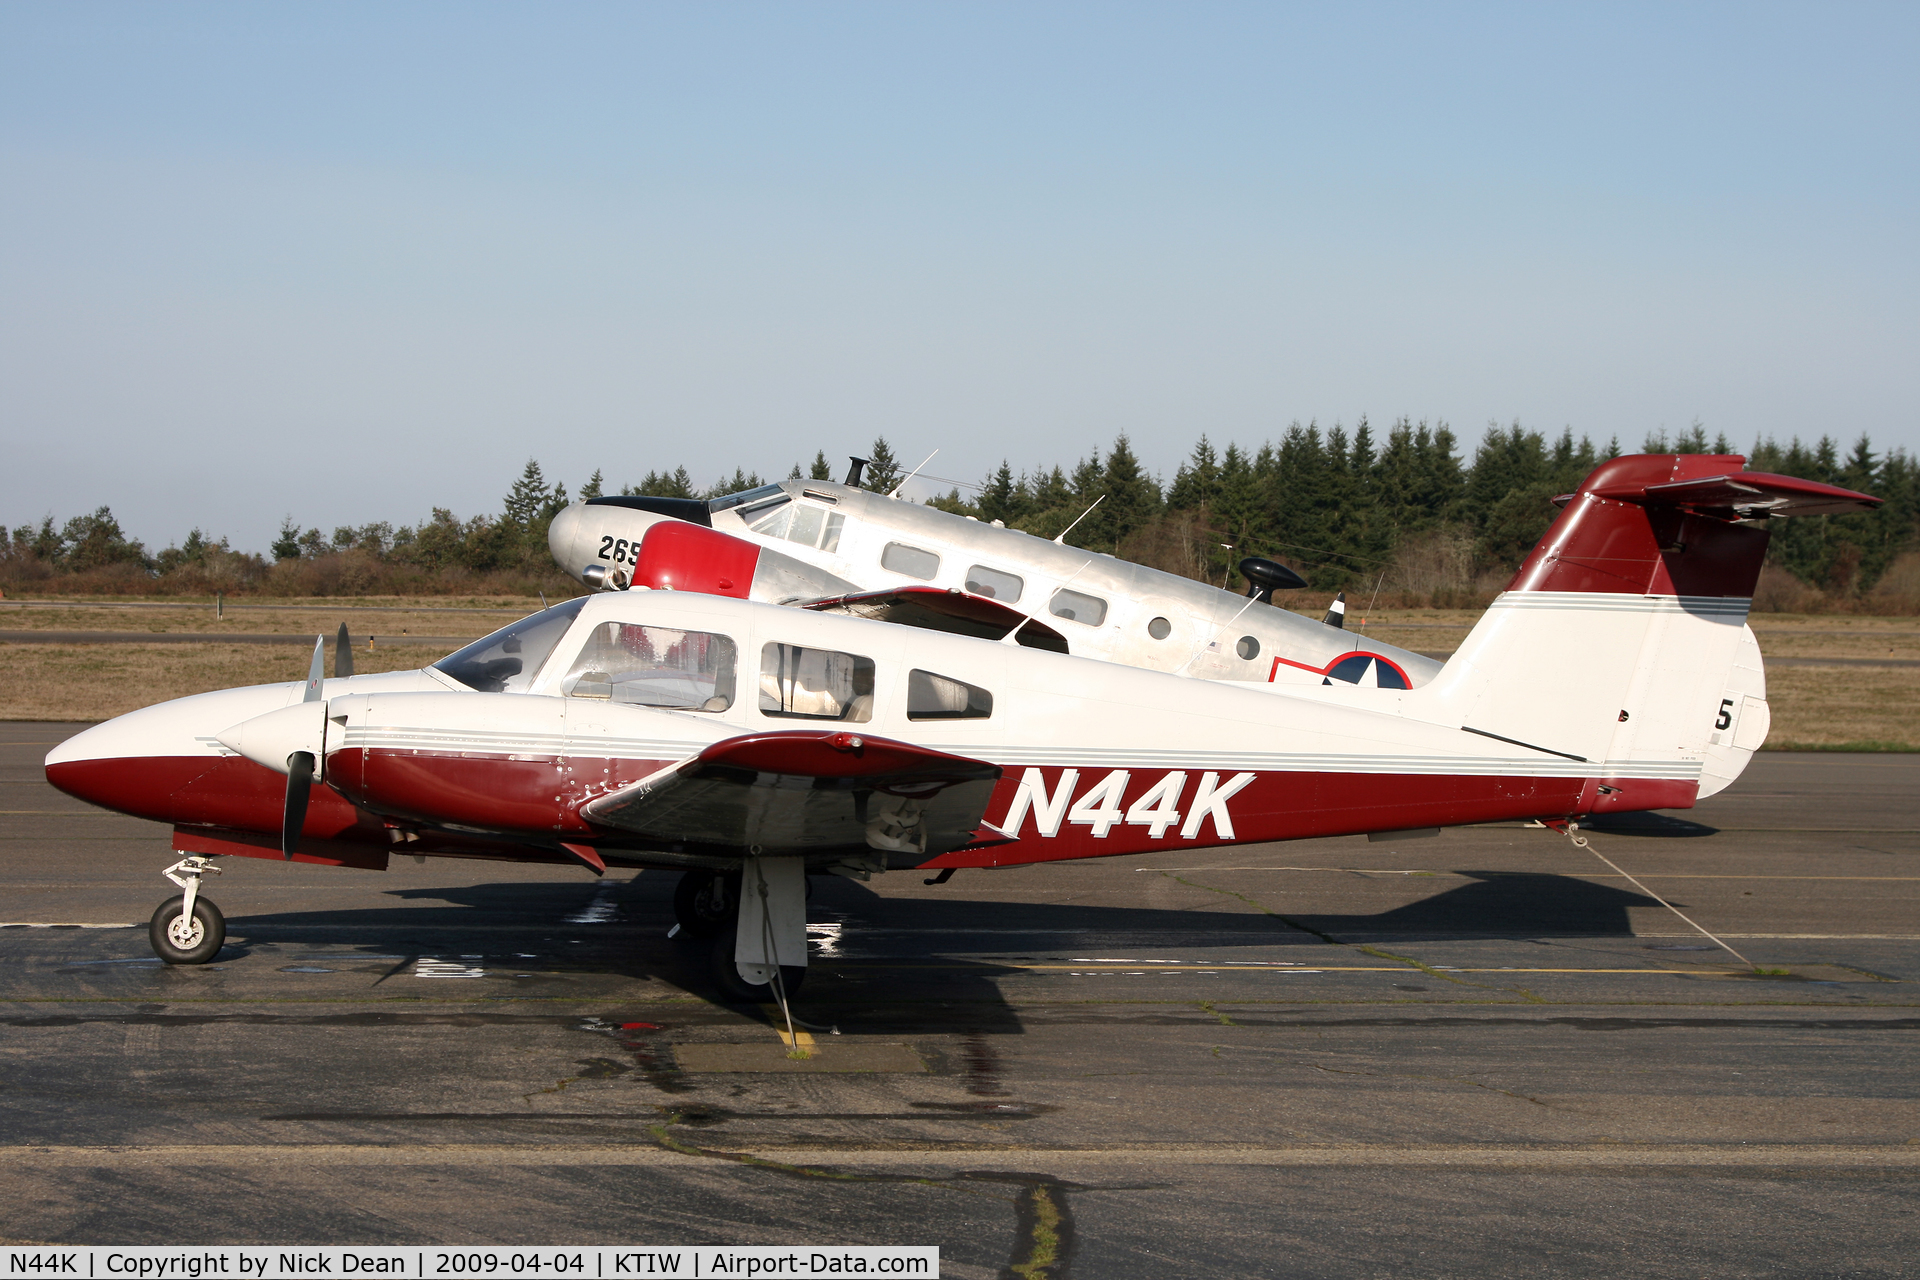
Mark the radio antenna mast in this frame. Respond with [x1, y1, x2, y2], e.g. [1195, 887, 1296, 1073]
[887, 449, 940, 500]
[1051, 493, 1105, 545]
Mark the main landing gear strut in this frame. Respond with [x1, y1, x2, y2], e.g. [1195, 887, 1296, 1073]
[673, 864, 808, 1003]
[149, 856, 226, 965]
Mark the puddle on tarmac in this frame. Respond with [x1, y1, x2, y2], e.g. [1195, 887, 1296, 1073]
[415, 958, 487, 978]
[564, 882, 620, 925]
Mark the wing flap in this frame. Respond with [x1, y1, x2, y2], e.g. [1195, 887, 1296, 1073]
[579, 730, 1002, 857]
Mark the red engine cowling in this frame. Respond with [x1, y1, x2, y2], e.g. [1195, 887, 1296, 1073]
[632, 521, 761, 596]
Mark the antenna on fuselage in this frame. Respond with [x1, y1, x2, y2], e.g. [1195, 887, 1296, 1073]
[887, 449, 940, 500]
[844, 456, 870, 487]
[1001, 558, 1095, 646]
[1051, 493, 1105, 545]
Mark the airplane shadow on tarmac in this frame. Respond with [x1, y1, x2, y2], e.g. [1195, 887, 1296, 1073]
[216, 865, 1674, 994]
[806, 871, 1672, 947]
[196, 866, 1688, 1038]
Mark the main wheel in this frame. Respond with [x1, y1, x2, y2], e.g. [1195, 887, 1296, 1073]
[149, 895, 225, 965]
[709, 924, 806, 1003]
[673, 870, 740, 938]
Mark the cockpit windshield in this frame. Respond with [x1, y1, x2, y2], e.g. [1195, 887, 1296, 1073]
[708, 483, 787, 516]
[433, 598, 588, 693]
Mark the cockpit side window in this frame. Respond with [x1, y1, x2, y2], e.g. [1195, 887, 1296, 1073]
[561, 622, 737, 711]
[759, 643, 875, 723]
[747, 498, 845, 553]
[745, 496, 794, 538]
[433, 598, 588, 693]
[964, 565, 1023, 602]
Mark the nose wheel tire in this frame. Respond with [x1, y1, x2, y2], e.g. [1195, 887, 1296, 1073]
[149, 895, 225, 965]
[673, 870, 741, 938]
[710, 925, 805, 1003]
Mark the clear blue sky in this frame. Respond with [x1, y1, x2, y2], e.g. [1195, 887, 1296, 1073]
[2, 2, 1914, 554]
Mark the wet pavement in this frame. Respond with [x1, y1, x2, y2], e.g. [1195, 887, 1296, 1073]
[2, 722, 1916, 1277]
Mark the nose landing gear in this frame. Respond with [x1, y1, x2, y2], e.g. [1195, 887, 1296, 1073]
[149, 856, 226, 965]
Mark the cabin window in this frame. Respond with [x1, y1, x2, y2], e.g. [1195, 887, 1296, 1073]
[1147, 616, 1172, 640]
[560, 623, 737, 711]
[965, 564, 1023, 602]
[760, 643, 875, 722]
[1236, 635, 1260, 660]
[907, 670, 993, 721]
[434, 598, 587, 694]
[881, 541, 941, 580]
[1048, 587, 1107, 627]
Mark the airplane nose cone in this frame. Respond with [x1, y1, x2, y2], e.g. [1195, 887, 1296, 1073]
[217, 701, 328, 775]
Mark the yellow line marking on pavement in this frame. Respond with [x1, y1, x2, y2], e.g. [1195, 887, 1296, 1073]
[760, 1005, 815, 1054]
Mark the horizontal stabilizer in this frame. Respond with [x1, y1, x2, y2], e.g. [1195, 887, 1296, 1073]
[802, 586, 1071, 653]
[1594, 470, 1881, 519]
[579, 730, 1002, 858]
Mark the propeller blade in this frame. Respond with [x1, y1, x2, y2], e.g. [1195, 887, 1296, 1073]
[303, 636, 325, 702]
[335, 622, 353, 678]
[1322, 592, 1347, 629]
[282, 751, 315, 860]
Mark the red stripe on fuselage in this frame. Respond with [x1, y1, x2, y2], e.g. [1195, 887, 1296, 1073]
[51, 750, 1697, 870]
[921, 765, 1696, 868]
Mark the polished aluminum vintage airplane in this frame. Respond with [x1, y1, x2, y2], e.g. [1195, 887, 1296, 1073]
[546, 462, 1441, 692]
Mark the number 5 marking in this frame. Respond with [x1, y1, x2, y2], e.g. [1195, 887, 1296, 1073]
[1714, 698, 1734, 731]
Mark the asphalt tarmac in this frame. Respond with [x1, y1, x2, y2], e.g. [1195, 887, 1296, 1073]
[2, 721, 1916, 1277]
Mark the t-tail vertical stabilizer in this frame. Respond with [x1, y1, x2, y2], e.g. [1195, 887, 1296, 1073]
[1427, 454, 1879, 810]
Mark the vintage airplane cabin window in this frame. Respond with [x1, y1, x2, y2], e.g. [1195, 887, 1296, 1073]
[1049, 587, 1108, 627]
[759, 643, 876, 722]
[906, 669, 993, 721]
[433, 598, 587, 693]
[881, 542, 941, 580]
[561, 622, 738, 711]
[964, 564, 1023, 602]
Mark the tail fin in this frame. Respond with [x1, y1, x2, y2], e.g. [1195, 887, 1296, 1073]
[1428, 455, 1878, 810]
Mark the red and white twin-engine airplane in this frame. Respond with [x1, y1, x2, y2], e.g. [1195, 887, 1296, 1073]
[46, 455, 1877, 999]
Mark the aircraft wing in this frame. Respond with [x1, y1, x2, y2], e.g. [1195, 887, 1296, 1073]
[578, 729, 1003, 858]
[801, 586, 1071, 653]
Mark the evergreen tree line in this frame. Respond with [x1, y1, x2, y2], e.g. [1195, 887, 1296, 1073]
[6, 426, 1917, 605]
[924, 420, 1920, 605]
